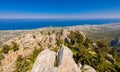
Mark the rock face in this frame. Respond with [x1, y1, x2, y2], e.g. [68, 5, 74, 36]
[110, 37, 120, 47]
[32, 49, 57, 72]
[57, 46, 81, 72]
[110, 37, 120, 53]
[32, 46, 81, 72]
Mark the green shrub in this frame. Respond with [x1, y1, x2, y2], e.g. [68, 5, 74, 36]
[56, 39, 63, 47]
[29, 48, 43, 63]
[0, 53, 4, 65]
[14, 55, 30, 72]
[11, 42, 19, 51]
[68, 30, 84, 45]
[96, 40, 110, 53]
[2, 44, 10, 54]
[0, 53, 4, 61]
[51, 47, 59, 53]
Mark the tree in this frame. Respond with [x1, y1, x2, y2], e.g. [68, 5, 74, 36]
[66, 30, 118, 72]
[68, 30, 84, 45]
[96, 40, 110, 53]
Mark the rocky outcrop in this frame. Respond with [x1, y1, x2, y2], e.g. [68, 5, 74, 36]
[110, 37, 120, 47]
[106, 54, 116, 64]
[32, 46, 97, 72]
[0, 28, 86, 72]
[110, 37, 120, 53]
[78, 63, 96, 72]
[32, 49, 57, 72]
[57, 46, 81, 72]
[32, 46, 81, 72]
[82, 65, 96, 72]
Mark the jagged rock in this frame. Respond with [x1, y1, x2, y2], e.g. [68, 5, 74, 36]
[57, 46, 81, 72]
[32, 49, 57, 72]
[110, 37, 120, 47]
[82, 65, 96, 72]
[110, 37, 120, 53]
[106, 54, 116, 64]
[32, 46, 81, 72]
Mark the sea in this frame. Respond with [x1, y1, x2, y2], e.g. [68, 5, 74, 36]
[0, 18, 120, 30]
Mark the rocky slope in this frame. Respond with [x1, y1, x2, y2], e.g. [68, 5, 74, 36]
[0, 24, 120, 72]
[0, 28, 83, 72]
[0, 23, 120, 46]
[32, 46, 96, 72]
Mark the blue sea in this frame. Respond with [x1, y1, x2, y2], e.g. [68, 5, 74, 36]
[0, 19, 120, 30]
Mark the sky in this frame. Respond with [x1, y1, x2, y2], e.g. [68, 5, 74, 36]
[0, 0, 120, 19]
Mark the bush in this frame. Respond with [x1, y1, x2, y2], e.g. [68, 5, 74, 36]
[2, 44, 10, 54]
[68, 30, 84, 45]
[0, 53, 4, 65]
[11, 42, 19, 51]
[0, 53, 4, 61]
[29, 48, 43, 63]
[96, 40, 110, 53]
[14, 55, 30, 72]
[51, 47, 59, 53]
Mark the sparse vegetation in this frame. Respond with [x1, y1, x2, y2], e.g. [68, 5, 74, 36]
[14, 55, 30, 72]
[29, 48, 44, 64]
[51, 47, 59, 53]
[32, 35, 36, 38]
[0, 53, 4, 61]
[11, 42, 19, 51]
[14, 47, 44, 72]
[0, 53, 4, 65]
[2, 44, 10, 54]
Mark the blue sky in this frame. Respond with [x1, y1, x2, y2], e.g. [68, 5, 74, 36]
[0, 0, 120, 19]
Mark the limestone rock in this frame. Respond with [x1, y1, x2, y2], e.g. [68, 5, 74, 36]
[57, 46, 81, 72]
[106, 54, 116, 64]
[32, 46, 81, 72]
[32, 49, 57, 72]
[82, 65, 96, 72]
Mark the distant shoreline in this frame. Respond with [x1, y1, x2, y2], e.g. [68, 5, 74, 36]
[0, 18, 120, 30]
[0, 22, 120, 31]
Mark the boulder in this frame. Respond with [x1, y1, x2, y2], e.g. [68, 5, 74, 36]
[32, 49, 57, 72]
[78, 63, 96, 72]
[106, 54, 116, 64]
[57, 46, 81, 72]
[82, 65, 96, 72]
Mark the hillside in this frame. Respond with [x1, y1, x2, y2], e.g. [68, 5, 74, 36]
[0, 23, 120, 46]
[0, 24, 120, 72]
